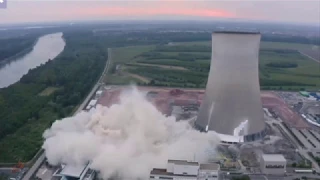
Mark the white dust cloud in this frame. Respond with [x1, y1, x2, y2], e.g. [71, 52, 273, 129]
[42, 87, 219, 179]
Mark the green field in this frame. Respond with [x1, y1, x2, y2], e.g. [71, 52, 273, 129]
[107, 41, 320, 90]
[104, 74, 144, 85]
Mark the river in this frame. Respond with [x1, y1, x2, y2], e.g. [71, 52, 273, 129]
[0, 32, 65, 88]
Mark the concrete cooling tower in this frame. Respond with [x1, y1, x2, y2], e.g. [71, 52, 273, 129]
[195, 31, 266, 143]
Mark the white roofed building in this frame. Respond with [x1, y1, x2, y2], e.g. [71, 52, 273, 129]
[53, 163, 95, 180]
[260, 154, 286, 175]
[150, 160, 220, 180]
[85, 99, 98, 111]
[95, 90, 103, 98]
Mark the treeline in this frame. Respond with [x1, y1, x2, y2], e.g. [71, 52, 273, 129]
[266, 62, 298, 68]
[139, 51, 210, 61]
[177, 53, 210, 61]
[98, 31, 320, 45]
[262, 34, 320, 45]
[260, 79, 315, 87]
[261, 49, 299, 54]
[139, 52, 175, 59]
[136, 60, 210, 72]
[0, 36, 37, 62]
[0, 31, 107, 162]
[154, 45, 211, 52]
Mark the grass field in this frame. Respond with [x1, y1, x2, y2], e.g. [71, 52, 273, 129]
[107, 41, 320, 90]
[104, 74, 144, 85]
[111, 45, 156, 64]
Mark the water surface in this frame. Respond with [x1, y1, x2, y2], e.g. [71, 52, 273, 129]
[0, 32, 65, 88]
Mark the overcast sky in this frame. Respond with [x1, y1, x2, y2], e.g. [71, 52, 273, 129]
[1, 0, 319, 25]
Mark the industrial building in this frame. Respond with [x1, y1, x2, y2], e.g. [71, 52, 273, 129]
[196, 31, 266, 143]
[95, 90, 103, 98]
[52, 163, 95, 180]
[260, 154, 286, 175]
[150, 160, 220, 180]
[198, 163, 220, 180]
[85, 99, 97, 111]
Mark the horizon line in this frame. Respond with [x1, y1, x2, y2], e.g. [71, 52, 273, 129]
[1, 19, 319, 27]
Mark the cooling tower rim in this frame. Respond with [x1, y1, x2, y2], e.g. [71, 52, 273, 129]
[213, 31, 260, 35]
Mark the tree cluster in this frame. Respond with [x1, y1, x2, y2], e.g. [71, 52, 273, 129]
[266, 62, 298, 68]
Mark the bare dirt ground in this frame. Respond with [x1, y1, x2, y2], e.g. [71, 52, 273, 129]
[261, 92, 310, 129]
[97, 87, 310, 129]
[97, 89, 121, 107]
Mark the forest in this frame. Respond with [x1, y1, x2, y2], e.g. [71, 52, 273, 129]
[0, 31, 107, 162]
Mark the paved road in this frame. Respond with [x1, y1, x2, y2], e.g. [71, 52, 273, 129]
[299, 51, 320, 63]
[22, 48, 111, 180]
[97, 48, 111, 84]
[21, 153, 46, 180]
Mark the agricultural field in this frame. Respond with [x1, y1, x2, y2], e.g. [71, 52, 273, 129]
[106, 41, 320, 91]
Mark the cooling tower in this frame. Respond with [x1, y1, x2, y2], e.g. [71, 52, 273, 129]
[195, 31, 266, 143]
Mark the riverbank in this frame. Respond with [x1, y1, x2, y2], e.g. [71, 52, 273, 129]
[0, 39, 37, 67]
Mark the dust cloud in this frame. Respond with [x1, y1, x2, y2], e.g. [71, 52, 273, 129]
[42, 86, 219, 179]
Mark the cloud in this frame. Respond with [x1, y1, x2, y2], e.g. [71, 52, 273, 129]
[75, 2, 235, 18]
[42, 87, 219, 179]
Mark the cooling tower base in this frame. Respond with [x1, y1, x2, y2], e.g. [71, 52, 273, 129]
[194, 122, 267, 144]
[217, 129, 267, 144]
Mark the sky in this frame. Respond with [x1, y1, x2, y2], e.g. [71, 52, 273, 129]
[1, 0, 319, 25]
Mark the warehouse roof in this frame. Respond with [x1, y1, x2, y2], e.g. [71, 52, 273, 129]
[88, 99, 97, 106]
[168, 160, 199, 166]
[59, 164, 88, 178]
[261, 154, 286, 162]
